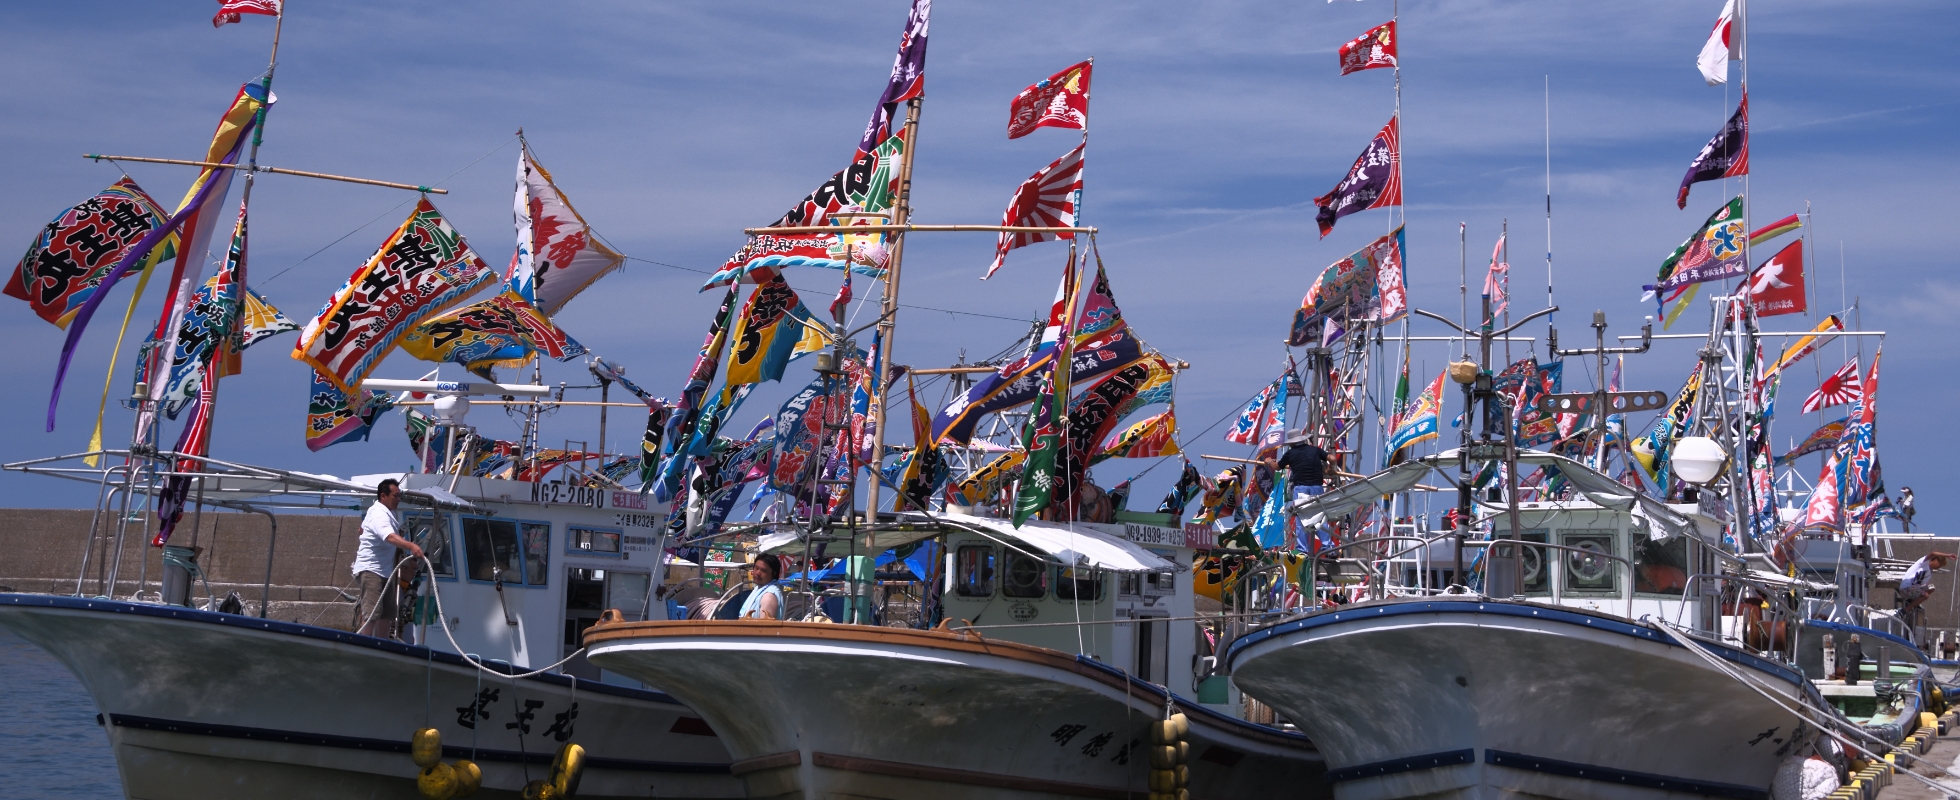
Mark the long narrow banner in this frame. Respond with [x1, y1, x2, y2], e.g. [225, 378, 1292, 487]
[1313, 115, 1400, 238]
[48, 84, 266, 430]
[399, 288, 585, 372]
[1291, 225, 1409, 346]
[293, 198, 496, 394]
[707, 132, 906, 290]
[930, 330, 1146, 445]
[1758, 314, 1844, 388]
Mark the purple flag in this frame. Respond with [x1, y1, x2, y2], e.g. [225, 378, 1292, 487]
[857, 0, 931, 157]
[1314, 116, 1402, 238]
[1677, 93, 1749, 209]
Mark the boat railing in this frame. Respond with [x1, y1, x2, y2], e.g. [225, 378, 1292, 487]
[1463, 539, 1637, 620]
[1674, 572, 1804, 664]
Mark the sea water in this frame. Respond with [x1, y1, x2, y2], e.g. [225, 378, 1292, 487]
[1, 628, 123, 798]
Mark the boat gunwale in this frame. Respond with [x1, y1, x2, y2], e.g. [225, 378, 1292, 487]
[1222, 597, 1811, 691]
[0, 592, 687, 707]
[583, 618, 1314, 749]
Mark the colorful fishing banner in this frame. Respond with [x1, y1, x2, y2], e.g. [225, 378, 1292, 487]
[1313, 115, 1401, 237]
[506, 142, 625, 314]
[1778, 418, 1847, 466]
[953, 449, 1027, 508]
[930, 330, 1145, 445]
[1632, 361, 1705, 495]
[1759, 315, 1843, 387]
[399, 288, 586, 374]
[1056, 358, 1161, 503]
[49, 83, 266, 431]
[1338, 20, 1397, 75]
[1113, 355, 1176, 420]
[1008, 59, 1092, 139]
[638, 405, 671, 489]
[155, 206, 255, 417]
[768, 374, 833, 492]
[1748, 240, 1806, 318]
[724, 270, 811, 386]
[305, 369, 396, 451]
[708, 132, 906, 290]
[1011, 366, 1063, 528]
[1157, 461, 1204, 518]
[6, 178, 174, 328]
[294, 198, 496, 394]
[857, 0, 930, 156]
[1093, 409, 1180, 465]
[1650, 196, 1748, 294]
[1677, 94, 1748, 209]
[1385, 370, 1446, 460]
[986, 142, 1085, 278]
[1291, 226, 1409, 344]
[1226, 381, 1279, 445]
[895, 375, 944, 512]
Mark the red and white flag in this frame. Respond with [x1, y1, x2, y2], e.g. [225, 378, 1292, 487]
[1801, 457, 1841, 531]
[1801, 358, 1862, 414]
[1483, 231, 1508, 316]
[1008, 60, 1092, 139]
[1338, 21, 1397, 75]
[1747, 239, 1805, 317]
[1696, 0, 1740, 86]
[213, 0, 279, 26]
[985, 142, 1084, 279]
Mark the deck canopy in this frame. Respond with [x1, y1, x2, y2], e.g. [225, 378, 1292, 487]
[755, 512, 1184, 575]
[1290, 448, 1693, 539]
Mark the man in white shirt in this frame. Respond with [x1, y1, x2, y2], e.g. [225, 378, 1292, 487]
[1895, 551, 1953, 635]
[353, 479, 424, 638]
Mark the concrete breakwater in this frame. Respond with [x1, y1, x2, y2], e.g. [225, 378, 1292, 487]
[0, 508, 368, 629]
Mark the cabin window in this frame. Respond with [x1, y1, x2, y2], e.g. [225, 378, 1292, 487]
[1055, 567, 1104, 602]
[1634, 536, 1690, 596]
[568, 526, 622, 555]
[1003, 549, 1048, 598]
[1562, 532, 1619, 594]
[462, 518, 549, 586]
[521, 522, 552, 586]
[404, 512, 454, 578]
[955, 545, 996, 597]
[1518, 530, 1550, 595]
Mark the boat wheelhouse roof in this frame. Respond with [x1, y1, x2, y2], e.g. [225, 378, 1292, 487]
[5, 450, 480, 514]
[1290, 447, 1694, 539]
[753, 511, 1184, 575]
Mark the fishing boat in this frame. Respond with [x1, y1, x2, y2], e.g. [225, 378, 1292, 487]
[0, 5, 754, 797]
[562, 2, 1331, 797]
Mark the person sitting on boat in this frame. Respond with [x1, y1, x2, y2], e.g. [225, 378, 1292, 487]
[738, 554, 785, 620]
[353, 479, 424, 639]
[1895, 550, 1954, 630]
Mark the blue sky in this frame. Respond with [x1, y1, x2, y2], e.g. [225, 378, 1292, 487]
[0, 1, 1951, 533]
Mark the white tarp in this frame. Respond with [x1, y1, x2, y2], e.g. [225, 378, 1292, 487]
[1288, 448, 1694, 539]
[933, 512, 1185, 575]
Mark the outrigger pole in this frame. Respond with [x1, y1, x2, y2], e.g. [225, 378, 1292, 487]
[83, 154, 449, 195]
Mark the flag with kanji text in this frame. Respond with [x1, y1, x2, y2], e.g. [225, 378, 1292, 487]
[1748, 239, 1805, 317]
[1093, 409, 1180, 464]
[6, 178, 175, 328]
[1649, 196, 1747, 295]
[1676, 94, 1748, 209]
[1385, 370, 1445, 460]
[1338, 21, 1397, 75]
[293, 198, 496, 394]
[858, 0, 930, 157]
[213, 0, 278, 26]
[709, 132, 907, 290]
[1314, 115, 1401, 237]
[1008, 60, 1092, 139]
[399, 288, 586, 376]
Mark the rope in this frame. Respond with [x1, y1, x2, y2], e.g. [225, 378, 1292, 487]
[1648, 619, 1960, 793]
[351, 553, 588, 680]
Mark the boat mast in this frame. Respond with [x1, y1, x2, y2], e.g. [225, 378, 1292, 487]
[860, 96, 923, 527]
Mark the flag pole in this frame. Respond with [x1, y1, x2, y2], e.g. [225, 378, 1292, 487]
[1391, 0, 1403, 232]
[860, 95, 923, 527]
[198, 3, 285, 467]
[1544, 76, 1555, 349]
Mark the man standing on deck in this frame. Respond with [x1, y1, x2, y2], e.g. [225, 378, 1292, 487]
[1895, 550, 1954, 639]
[1901, 487, 1916, 532]
[353, 479, 423, 639]
[1271, 432, 1335, 551]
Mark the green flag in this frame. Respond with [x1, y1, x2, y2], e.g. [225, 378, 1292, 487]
[1012, 367, 1063, 527]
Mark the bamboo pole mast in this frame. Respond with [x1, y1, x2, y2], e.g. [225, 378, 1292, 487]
[860, 96, 924, 527]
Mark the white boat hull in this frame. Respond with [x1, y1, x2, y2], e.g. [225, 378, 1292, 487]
[586, 619, 1329, 800]
[0, 593, 742, 799]
[1226, 599, 1817, 800]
